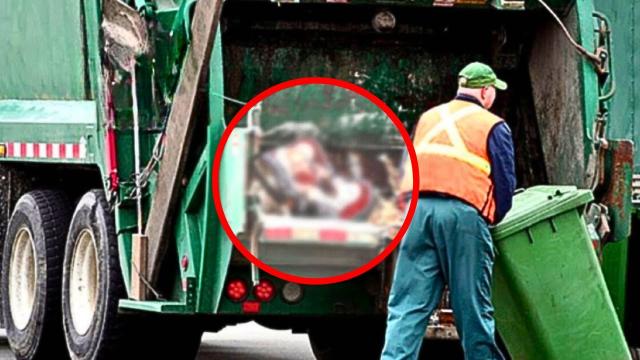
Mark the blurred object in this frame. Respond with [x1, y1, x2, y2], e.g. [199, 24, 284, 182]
[368, 198, 402, 230]
[254, 122, 395, 222]
[256, 215, 386, 277]
[240, 117, 405, 277]
[261, 122, 322, 147]
[378, 153, 401, 191]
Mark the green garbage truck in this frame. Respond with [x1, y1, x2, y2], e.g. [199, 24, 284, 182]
[0, 0, 639, 359]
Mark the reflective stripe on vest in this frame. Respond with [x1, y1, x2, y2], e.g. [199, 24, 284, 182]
[400, 100, 501, 223]
[415, 104, 490, 175]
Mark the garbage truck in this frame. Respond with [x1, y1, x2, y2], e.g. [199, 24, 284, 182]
[0, 0, 639, 359]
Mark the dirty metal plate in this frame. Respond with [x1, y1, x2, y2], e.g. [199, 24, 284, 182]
[601, 140, 634, 242]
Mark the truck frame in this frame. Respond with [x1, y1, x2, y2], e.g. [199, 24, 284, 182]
[0, 0, 639, 359]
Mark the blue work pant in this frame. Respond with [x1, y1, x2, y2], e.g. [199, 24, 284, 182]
[381, 196, 504, 360]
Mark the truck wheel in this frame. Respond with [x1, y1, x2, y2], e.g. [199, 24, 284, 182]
[62, 190, 126, 360]
[308, 319, 385, 360]
[1, 190, 71, 360]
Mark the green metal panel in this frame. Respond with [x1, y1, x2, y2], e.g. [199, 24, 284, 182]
[258, 84, 401, 147]
[119, 299, 192, 313]
[81, 0, 108, 174]
[575, 0, 598, 154]
[0, 100, 96, 125]
[199, 29, 236, 313]
[593, 0, 638, 171]
[0, 0, 87, 100]
[591, 0, 638, 327]
[602, 240, 629, 322]
[0, 100, 98, 164]
[636, 1, 640, 173]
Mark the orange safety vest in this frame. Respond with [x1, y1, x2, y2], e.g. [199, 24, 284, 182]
[400, 99, 503, 224]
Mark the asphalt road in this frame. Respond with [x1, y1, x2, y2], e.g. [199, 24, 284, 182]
[0, 322, 317, 360]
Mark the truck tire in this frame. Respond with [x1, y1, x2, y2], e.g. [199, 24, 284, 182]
[61, 190, 127, 360]
[1, 190, 71, 360]
[308, 319, 385, 360]
[62, 190, 204, 359]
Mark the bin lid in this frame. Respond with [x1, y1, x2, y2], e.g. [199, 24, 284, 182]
[491, 185, 593, 241]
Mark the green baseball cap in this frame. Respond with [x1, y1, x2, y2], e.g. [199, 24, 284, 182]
[458, 62, 508, 91]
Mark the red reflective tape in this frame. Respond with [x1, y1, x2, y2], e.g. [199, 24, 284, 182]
[1, 142, 86, 159]
[319, 229, 348, 242]
[242, 301, 261, 314]
[264, 227, 293, 240]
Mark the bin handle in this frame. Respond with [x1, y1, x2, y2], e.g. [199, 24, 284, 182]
[526, 228, 534, 244]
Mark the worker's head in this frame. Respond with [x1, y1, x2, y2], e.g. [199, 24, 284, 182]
[456, 62, 507, 109]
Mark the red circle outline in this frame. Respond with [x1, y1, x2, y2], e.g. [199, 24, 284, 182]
[212, 77, 419, 285]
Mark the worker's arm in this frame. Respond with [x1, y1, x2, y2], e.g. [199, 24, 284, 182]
[488, 122, 516, 223]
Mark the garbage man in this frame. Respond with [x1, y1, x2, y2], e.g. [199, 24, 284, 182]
[382, 62, 516, 360]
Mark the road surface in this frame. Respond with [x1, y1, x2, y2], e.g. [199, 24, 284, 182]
[0, 322, 316, 360]
[197, 322, 316, 360]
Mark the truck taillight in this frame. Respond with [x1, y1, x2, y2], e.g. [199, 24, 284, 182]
[226, 279, 248, 302]
[253, 279, 276, 302]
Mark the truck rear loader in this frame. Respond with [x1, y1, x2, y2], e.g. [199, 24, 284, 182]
[0, 0, 639, 359]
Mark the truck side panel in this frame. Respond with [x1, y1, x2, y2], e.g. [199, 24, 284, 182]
[0, 0, 88, 100]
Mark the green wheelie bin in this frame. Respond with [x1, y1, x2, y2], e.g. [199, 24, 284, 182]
[491, 186, 630, 360]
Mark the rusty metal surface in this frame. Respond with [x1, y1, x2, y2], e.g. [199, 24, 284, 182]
[599, 139, 634, 243]
[426, 309, 460, 340]
[529, 8, 593, 188]
[598, 140, 634, 325]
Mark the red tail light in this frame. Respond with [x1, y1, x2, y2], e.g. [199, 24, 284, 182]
[253, 279, 276, 302]
[226, 279, 248, 302]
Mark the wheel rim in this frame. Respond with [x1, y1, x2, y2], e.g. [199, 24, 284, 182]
[8, 227, 37, 330]
[69, 229, 99, 336]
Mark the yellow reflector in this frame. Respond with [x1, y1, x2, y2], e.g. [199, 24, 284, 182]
[0, 144, 6, 157]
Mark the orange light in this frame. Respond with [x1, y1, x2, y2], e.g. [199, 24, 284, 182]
[0, 144, 5, 157]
